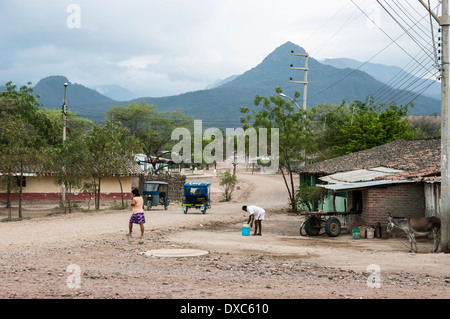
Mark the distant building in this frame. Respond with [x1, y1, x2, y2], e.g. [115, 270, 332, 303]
[0, 160, 144, 203]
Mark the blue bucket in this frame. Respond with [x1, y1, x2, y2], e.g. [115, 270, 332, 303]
[242, 224, 250, 236]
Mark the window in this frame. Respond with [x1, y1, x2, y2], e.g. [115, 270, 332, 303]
[14, 176, 26, 188]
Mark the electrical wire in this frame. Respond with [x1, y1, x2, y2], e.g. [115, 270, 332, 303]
[371, 0, 440, 104]
[310, 0, 438, 102]
[373, 49, 436, 102]
[304, 0, 354, 55]
[308, 1, 365, 56]
[375, 0, 436, 70]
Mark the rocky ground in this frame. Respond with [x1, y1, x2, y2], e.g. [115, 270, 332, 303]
[0, 170, 449, 305]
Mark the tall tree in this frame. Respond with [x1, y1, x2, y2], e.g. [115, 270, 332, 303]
[44, 135, 92, 213]
[0, 114, 42, 218]
[241, 87, 316, 211]
[0, 82, 53, 216]
[0, 81, 55, 144]
[309, 101, 350, 161]
[106, 102, 193, 173]
[40, 109, 94, 212]
[326, 97, 413, 157]
[84, 121, 141, 210]
[40, 108, 94, 141]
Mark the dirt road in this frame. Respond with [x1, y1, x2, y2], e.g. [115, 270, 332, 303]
[0, 170, 449, 300]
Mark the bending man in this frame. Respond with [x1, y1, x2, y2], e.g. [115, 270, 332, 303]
[242, 205, 265, 236]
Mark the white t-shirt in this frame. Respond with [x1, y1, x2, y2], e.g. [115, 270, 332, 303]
[247, 205, 265, 220]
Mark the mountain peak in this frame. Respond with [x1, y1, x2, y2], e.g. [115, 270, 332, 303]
[255, 41, 308, 70]
[36, 75, 71, 86]
[26, 41, 440, 127]
[272, 41, 307, 55]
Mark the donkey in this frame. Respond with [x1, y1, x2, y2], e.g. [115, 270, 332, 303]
[386, 213, 441, 253]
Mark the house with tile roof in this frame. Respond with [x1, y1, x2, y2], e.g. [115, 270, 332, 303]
[297, 138, 441, 230]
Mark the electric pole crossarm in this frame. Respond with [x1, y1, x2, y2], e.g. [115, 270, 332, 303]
[291, 52, 309, 57]
[289, 80, 308, 84]
[290, 66, 309, 71]
[418, 0, 441, 23]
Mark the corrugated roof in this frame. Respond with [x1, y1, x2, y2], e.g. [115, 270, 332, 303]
[317, 179, 415, 192]
[319, 167, 404, 184]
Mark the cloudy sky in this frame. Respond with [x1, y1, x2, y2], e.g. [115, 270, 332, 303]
[0, 0, 442, 98]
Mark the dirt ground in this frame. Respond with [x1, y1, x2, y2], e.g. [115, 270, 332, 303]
[0, 168, 449, 301]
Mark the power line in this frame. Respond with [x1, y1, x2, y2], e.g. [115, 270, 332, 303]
[373, 49, 437, 102]
[306, 0, 440, 107]
[371, 0, 441, 104]
[371, 0, 436, 71]
[378, 70, 439, 105]
[304, 0, 354, 55]
[310, 1, 435, 101]
[378, 1, 435, 59]
[308, 0, 365, 57]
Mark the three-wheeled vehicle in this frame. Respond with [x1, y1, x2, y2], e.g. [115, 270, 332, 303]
[143, 181, 170, 210]
[182, 181, 211, 214]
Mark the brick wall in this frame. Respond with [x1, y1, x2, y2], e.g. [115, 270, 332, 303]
[362, 183, 425, 225]
[143, 174, 187, 203]
[345, 183, 425, 236]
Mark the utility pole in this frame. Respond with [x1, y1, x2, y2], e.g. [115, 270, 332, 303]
[419, 0, 450, 253]
[290, 50, 309, 110]
[62, 82, 68, 213]
[440, 0, 450, 253]
[289, 50, 309, 168]
[63, 82, 68, 142]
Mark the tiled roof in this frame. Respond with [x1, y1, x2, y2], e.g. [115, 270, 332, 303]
[297, 138, 441, 181]
[0, 159, 144, 177]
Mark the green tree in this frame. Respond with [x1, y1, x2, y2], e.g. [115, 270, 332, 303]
[320, 97, 413, 158]
[0, 82, 55, 145]
[309, 101, 350, 160]
[218, 169, 238, 201]
[0, 82, 54, 216]
[106, 102, 193, 173]
[0, 114, 43, 218]
[84, 121, 141, 210]
[295, 184, 329, 211]
[241, 87, 316, 211]
[44, 135, 92, 213]
[40, 108, 94, 141]
[39, 109, 95, 212]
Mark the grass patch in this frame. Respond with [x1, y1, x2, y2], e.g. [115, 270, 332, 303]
[1, 217, 32, 223]
[111, 205, 128, 210]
